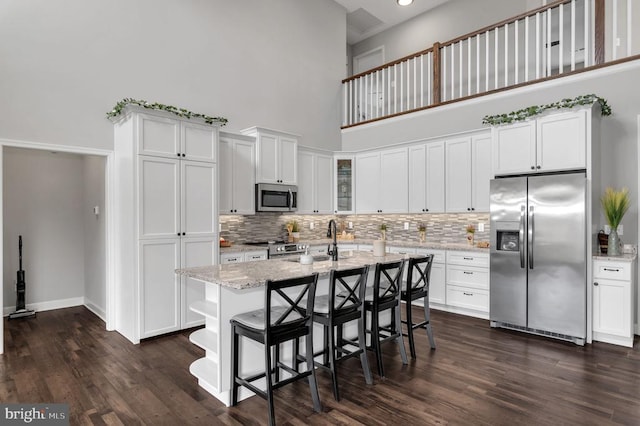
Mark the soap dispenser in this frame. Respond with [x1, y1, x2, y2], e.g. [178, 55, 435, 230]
[299, 247, 314, 265]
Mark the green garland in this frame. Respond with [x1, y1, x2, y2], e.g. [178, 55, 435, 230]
[106, 98, 228, 126]
[482, 94, 611, 126]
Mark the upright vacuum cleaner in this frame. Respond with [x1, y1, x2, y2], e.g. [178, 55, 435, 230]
[9, 235, 36, 319]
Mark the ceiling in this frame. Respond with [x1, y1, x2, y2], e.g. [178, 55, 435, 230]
[333, 0, 451, 45]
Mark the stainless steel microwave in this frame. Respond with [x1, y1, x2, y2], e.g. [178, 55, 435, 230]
[255, 183, 297, 212]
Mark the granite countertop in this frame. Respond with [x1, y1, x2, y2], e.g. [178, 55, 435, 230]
[177, 251, 415, 290]
[592, 253, 637, 262]
[219, 239, 490, 254]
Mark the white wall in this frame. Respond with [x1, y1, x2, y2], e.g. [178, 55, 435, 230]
[349, 0, 531, 72]
[0, 0, 346, 151]
[3, 148, 86, 311]
[82, 156, 106, 320]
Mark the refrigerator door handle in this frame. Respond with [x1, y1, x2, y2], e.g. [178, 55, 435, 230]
[519, 205, 526, 268]
[528, 205, 534, 269]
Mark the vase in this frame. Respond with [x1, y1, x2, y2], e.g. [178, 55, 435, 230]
[380, 230, 386, 241]
[419, 230, 426, 243]
[292, 231, 300, 243]
[466, 233, 474, 246]
[607, 228, 621, 256]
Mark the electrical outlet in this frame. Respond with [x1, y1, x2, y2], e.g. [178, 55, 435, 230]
[478, 222, 485, 232]
[404, 222, 409, 230]
[309, 222, 315, 230]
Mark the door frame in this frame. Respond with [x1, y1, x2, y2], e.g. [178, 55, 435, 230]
[0, 138, 115, 355]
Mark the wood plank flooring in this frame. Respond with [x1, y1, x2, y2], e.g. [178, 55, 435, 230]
[2, 306, 639, 425]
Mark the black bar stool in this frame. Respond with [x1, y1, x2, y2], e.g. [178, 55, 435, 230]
[364, 260, 408, 377]
[401, 255, 436, 358]
[311, 265, 373, 401]
[230, 273, 321, 426]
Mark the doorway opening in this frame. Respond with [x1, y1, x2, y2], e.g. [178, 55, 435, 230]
[1, 141, 113, 354]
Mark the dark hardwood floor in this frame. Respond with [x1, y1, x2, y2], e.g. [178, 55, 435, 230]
[2, 306, 640, 425]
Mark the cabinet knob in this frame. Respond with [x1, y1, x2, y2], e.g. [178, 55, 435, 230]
[182, 232, 186, 236]
[594, 282, 599, 286]
[425, 208, 429, 212]
[177, 153, 181, 157]
[182, 153, 186, 157]
[536, 165, 541, 169]
[177, 233, 180, 236]
[531, 166, 535, 170]
[471, 207, 475, 211]
[467, 208, 471, 211]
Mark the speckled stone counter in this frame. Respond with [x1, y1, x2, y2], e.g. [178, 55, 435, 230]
[219, 244, 267, 254]
[592, 253, 637, 262]
[299, 238, 490, 253]
[177, 251, 411, 290]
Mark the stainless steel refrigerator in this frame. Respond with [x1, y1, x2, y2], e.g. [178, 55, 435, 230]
[490, 172, 587, 345]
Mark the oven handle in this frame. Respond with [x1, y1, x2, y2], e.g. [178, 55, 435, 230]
[288, 189, 293, 210]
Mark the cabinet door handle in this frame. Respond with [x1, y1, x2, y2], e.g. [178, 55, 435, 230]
[603, 268, 620, 272]
[463, 271, 473, 275]
[463, 292, 473, 296]
[463, 257, 474, 260]
[594, 282, 599, 286]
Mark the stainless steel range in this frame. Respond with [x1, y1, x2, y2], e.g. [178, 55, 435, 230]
[244, 240, 308, 259]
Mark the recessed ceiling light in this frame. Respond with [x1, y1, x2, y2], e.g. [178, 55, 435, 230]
[397, 0, 414, 5]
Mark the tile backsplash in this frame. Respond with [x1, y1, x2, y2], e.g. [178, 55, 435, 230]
[220, 212, 490, 244]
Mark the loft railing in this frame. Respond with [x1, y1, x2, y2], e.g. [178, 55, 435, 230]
[341, 0, 637, 128]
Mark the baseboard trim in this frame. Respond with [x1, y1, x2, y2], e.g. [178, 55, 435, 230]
[84, 299, 106, 323]
[3, 297, 84, 317]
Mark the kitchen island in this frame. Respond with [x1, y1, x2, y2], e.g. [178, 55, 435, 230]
[176, 250, 412, 406]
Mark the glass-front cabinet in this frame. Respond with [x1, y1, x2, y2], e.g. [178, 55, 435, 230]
[334, 155, 354, 214]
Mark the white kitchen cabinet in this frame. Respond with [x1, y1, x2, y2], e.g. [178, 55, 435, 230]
[113, 107, 220, 344]
[219, 132, 256, 215]
[492, 109, 587, 176]
[220, 250, 268, 264]
[355, 147, 408, 213]
[445, 132, 491, 213]
[334, 156, 355, 214]
[297, 148, 333, 214]
[408, 141, 445, 213]
[445, 251, 489, 317]
[592, 258, 636, 347]
[138, 113, 217, 162]
[241, 127, 298, 185]
[139, 239, 181, 338]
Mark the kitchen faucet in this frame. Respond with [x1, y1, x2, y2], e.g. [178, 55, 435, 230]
[327, 219, 338, 261]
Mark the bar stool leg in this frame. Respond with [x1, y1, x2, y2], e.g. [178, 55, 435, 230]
[265, 344, 276, 426]
[394, 305, 408, 365]
[305, 334, 322, 412]
[405, 300, 417, 358]
[423, 297, 436, 349]
[328, 320, 340, 400]
[371, 309, 384, 377]
[358, 312, 373, 385]
[230, 325, 239, 406]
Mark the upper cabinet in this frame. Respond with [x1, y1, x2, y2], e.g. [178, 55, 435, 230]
[241, 127, 298, 185]
[297, 148, 333, 214]
[408, 141, 445, 213]
[492, 109, 587, 176]
[138, 113, 217, 162]
[334, 155, 355, 214]
[355, 147, 408, 214]
[445, 133, 491, 213]
[219, 132, 256, 215]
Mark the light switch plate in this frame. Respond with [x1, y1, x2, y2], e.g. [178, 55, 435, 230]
[478, 222, 485, 232]
[404, 222, 409, 230]
[309, 222, 315, 230]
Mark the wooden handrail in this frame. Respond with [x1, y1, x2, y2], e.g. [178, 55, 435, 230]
[342, 47, 433, 83]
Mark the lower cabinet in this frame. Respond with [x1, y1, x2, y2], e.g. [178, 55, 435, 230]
[445, 251, 490, 317]
[592, 258, 636, 347]
[139, 236, 216, 339]
[220, 249, 268, 264]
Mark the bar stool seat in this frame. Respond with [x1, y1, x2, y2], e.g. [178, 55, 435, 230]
[311, 266, 372, 401]
[364, 260, 408, 377]
[401, 255, 436, 358]
[230, 273, 321, 426]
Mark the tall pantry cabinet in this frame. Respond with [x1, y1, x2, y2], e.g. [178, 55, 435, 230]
[113, 107, 220, 344]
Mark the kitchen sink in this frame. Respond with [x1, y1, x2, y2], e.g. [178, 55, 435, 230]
[284, 254, 335, 263]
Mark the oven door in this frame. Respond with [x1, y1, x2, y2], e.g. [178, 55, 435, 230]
[256, 183, 297, 212]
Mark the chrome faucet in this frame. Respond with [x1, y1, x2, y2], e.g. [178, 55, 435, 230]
[327, 219, 338, 261]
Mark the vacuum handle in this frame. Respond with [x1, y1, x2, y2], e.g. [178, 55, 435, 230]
[18, 235, 23, 270]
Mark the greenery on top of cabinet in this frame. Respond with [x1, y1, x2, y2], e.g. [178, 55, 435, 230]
[482, 94, 611, 126]
[107, 98, 228, 126]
